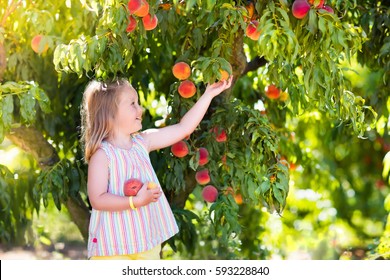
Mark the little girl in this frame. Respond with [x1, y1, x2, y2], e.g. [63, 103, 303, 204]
[81, 77, 232, 259]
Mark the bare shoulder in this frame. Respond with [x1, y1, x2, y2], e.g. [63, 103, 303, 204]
[89, 148, 108, 168]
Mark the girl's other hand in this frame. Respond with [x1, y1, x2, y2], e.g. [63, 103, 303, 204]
[133, 183, 161, 208]
[204, 76, 233, 98]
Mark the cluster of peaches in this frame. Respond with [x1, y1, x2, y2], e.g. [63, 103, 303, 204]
[170, 127, 227, 203]
[292, 0, 334, 19]
[245, 0, 334, 41]
[172, 61, 231, 98]
[169, 60, 233, 203]
[126, 0, 158, 32]
[172, 62, 197, 98]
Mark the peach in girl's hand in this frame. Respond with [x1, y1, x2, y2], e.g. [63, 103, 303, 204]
[124, 178, 143, 196]
[147, 182, 158, 189]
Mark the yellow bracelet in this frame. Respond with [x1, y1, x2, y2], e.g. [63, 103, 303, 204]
[129, 196, 136, 210]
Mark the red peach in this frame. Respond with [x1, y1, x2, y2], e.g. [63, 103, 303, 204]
[202, 185, 218, 203]
[134, 0, 149, 17]
[265, 84, 281, 99]
[212, 127, 227, 142]
[195, 169, 210, 185]
[321, 5, 334, 14]
[178, 80, 196, 98]
[172, 62, 191, 80]
[128, 0, 142, 14]
[171, 140, 189, 157]
[31, 35, 49, 54]
[126, 16, 137, 33]
[245, 20, 261, 40]
[292, 0, 310, 19]
[197, 147, 209, 166]
[142, 13, 158, 30]
[124, 178, 143, 196]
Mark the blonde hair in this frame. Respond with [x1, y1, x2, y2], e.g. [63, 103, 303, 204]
[80, 79, 133, 163]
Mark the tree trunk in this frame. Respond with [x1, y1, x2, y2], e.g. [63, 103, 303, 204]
[6, 126, 90, 242]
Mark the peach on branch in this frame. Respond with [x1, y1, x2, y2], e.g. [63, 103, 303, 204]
[279, 91, 289, 101]
[128, 0, 142, 14]
[219, 63, 232, 81]
[321, 5, 334, 14]
[197, 147, 209, 166]
[178, 80, 196, 98]
[124, 178, 143, 196]
[134, 0, 149, 17]
[212, 126, 227, 142]
[245, 20, 261, 40]
[31, 35, 49, 54]
[265, 84, 281, 99]
[292, 0, 310, 19]
[245, 1, 255, 21]
[195, 169, 210, 185]
[308, 0, 324, 8]
[171, 140, 189, 157]
[202, 185, 218, 203]
[172, 62, 191, 80]
[126, 16, 137, 33]
[142, 13, 158, 30]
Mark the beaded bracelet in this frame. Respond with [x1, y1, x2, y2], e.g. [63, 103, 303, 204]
[129, 196, 136, 210]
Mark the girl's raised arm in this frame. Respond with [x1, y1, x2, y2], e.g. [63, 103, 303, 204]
[142, 77, 233, 152]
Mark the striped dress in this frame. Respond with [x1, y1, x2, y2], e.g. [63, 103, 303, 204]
[87, 134, 179, 258]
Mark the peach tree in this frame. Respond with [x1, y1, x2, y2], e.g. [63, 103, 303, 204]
[0, 0, 389, 259]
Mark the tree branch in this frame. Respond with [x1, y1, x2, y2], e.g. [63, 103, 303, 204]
[0, 0, 22, 27]
[242, 56, 268, 76]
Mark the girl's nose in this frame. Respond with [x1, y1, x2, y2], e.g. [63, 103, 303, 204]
[137, 103, 144, 114]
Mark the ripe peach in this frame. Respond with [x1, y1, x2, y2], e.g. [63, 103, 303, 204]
[321, 5, 334, 13]
[31, 35, 49, 54]
[221, 154, 227, 165]
[265, 84, 280, 99]
[245, 1, 255, 21]
[147, 182, 158, 189]
[197, 147, 209, 166]
[126, 16, 137, 33]
[234, 193, 243, 205]
[219, 63, 232, 81]
[134, 0, 149, 17]
[124, 178, 143, 196]
[292, 0, 310, 19]
[308, 0, 324, 8]
[245, 20, 261, 40]
[279, 91, 288, 101]
[202, 185, 218, 203]
[171, 140, 189, 157]
[212, 127, 227, 142]
[128, 0, 142, 14]
[178, 80, 196, 98]
[195, 169, 210, 185]
[142, 13, 158, 30]
[172, 62, 191, 80]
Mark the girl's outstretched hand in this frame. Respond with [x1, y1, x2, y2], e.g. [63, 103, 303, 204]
[204, 76, 233, 98]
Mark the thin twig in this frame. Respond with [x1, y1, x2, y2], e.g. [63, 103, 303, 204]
[0, 0, 22, 27]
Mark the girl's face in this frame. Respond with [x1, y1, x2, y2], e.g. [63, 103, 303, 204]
[114, 85, 143, 135]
